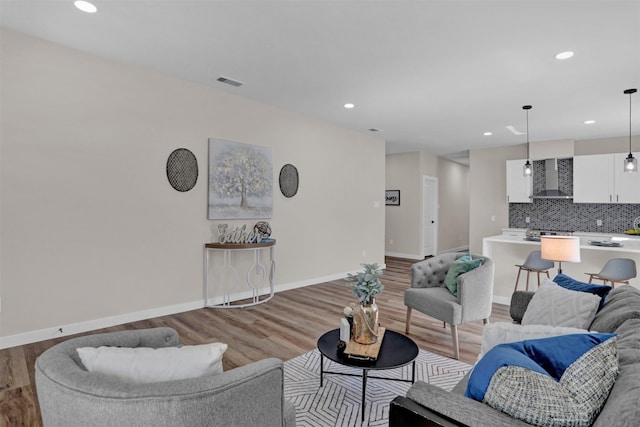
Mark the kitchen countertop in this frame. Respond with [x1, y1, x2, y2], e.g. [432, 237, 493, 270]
[484, 230, 640, 302]
[485, 232, 640, 253]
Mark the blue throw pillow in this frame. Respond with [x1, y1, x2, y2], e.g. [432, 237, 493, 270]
[553, 274, 611, 309]
[444, 255, 483, 296]
[465, 333, 616, 402]
[465, 333, 618, 427]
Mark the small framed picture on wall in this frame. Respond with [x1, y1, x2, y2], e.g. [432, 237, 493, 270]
[385, 190, 400, 206]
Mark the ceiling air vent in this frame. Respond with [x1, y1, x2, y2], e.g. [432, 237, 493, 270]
[216, 76, 244, 87]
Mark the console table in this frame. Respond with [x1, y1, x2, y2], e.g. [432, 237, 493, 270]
[203, 241, 275, 308]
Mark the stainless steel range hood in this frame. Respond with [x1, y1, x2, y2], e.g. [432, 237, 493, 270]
[531, 158, 573, 199]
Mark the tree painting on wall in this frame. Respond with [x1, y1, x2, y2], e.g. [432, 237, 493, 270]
[208, 138, 273, 219]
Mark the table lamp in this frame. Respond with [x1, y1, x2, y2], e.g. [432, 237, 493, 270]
[540, 236, 581, 275]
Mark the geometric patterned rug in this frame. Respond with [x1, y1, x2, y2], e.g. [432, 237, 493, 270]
[284, 349, 471, 426]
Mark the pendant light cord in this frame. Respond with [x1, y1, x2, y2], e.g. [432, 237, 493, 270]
[526, 108, 530, 158]
[625, 89, 637, 153]
[630, 91, 633, 154]
[522, 105, 532, 159]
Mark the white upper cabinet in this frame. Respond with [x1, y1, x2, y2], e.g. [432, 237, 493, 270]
[574, 153, 640, 203]
[506, 159, 532, 203]
[573, 154, 613, 203]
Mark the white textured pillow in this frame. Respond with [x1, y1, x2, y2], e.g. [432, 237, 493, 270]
[478, 322, 590, 361]
[77, 342, 228, 384]
[521, 279, 600, 329]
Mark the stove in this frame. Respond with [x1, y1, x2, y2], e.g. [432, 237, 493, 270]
[524, 229, 574, 242]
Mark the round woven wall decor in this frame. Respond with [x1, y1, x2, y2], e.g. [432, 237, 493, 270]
[279, 164, 299, 198]
[166, 148, 198, 192]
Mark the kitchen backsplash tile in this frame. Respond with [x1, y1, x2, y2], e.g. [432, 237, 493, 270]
[510, 157, 640, 232]
[509, 200, 640, 232]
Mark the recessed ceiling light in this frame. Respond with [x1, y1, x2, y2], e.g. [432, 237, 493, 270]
[344, 103, 355, 109]
[483, 132, 492, 136]
[74, 1, 97, 13]
[555, 51, 574, 60]
[584, 120, 596, 124]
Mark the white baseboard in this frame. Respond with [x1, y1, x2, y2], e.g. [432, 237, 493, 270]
[0, 300, 204, 350]
[0, 266, 387, 350]
[385, 251, 423, 260]
[438, 246, 469, 254]
[385, 247, 471, 260]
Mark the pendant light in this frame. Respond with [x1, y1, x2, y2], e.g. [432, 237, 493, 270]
[624, 88, 637, 173]
[522, 105, 533, 176]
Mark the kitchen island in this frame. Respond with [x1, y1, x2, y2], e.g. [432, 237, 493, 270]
[483, 229, 640, 304]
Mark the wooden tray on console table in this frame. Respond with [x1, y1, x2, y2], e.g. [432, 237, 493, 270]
[344, 327, 386, 361]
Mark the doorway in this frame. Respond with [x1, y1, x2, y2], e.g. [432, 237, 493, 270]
[422, 176, 438, 257]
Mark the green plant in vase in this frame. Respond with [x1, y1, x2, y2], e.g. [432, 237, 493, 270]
[345, 263, 384, 303]
[345, 263, 384, 344]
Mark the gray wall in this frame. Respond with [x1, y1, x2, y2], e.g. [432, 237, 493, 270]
[1, 29, 385, 346]
[385, 152, 470, 259]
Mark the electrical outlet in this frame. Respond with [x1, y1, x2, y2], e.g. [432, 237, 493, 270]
[490, 215, 496, 222]
[362, 250, 366, 258]
[525, 217, 530, 224]
[597, 219, 603, 227]
[389, 239, 394, 245]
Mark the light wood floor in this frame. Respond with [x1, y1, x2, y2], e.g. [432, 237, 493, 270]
[0, 256, 511, 426]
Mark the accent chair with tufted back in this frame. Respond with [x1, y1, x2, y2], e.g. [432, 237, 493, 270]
[404, 253, 495, 359]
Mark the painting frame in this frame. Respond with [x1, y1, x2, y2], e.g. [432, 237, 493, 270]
[208, 138, 273, 220]
[385, 190, 400, 206]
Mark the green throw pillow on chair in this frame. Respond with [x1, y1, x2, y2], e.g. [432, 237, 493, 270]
[445, 254, 483, 296]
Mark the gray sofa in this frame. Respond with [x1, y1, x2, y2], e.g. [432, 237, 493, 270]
[35, 327, 296, 427]
[390, 285, 640, 426]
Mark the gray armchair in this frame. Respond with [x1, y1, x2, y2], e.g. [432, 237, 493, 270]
[35, 327, 296, 427]
[404, 253, 495, 359]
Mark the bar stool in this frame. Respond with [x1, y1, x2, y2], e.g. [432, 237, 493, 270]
[585, 258, 637, 287]
[514, 250, 555, 291]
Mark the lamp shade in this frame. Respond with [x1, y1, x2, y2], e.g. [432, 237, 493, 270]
[540, 236, 581, 263]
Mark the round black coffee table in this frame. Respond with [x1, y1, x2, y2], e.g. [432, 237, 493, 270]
[317, 328, 419, 422]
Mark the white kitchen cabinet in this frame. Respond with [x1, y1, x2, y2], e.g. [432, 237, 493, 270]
[574, 153, 640, 203]
[506, 159, 532, 203]
[573, 154, 613, 203]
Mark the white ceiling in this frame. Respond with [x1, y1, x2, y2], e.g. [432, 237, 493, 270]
[2, 0, 639, 163]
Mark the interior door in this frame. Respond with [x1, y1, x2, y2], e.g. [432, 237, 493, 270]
[423, 176, 438, 257]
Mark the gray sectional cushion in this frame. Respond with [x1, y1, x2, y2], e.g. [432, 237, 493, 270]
[590, 286, 640, 333]
[593, 368, 640, 426]
[615, 318, 640, 366]
[406, 381, 532, 427]
[510, 291, 535, 323]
